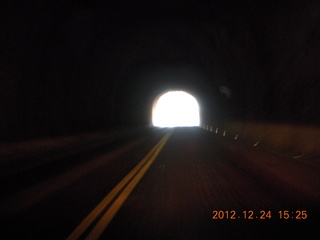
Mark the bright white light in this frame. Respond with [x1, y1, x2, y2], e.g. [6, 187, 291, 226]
[152, 91, 200, 127]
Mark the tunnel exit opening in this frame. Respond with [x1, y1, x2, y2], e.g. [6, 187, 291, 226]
[152, 91, 200, 127]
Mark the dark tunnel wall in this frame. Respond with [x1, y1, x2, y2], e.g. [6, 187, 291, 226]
[1, 0, 320, 142]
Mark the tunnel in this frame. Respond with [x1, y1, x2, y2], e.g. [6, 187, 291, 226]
[2, 1, 320, 142]
[1, 1, 320, 239]
[152, 90, 200, 127]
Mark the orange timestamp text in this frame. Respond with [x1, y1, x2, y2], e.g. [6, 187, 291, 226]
[212, 210, 308, 220]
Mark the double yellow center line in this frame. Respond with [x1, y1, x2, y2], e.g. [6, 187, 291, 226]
[67, 130, 173, 240]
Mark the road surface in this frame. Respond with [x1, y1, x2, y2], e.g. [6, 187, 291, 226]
[1, 127, 319, 239]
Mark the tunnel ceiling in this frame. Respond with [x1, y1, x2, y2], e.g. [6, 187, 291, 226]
[2, 0, 320, 141]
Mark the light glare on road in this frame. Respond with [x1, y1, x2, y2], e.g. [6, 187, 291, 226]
[152, 91, 200, 127]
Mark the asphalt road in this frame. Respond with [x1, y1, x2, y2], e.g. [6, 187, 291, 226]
[1, 127, 319, 239]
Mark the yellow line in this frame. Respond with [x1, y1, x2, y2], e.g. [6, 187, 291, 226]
[67, 131, 172, 240]
[85, 131, 172, 240]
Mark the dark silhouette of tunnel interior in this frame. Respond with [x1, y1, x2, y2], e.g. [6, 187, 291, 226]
[1, 0, 320, 142]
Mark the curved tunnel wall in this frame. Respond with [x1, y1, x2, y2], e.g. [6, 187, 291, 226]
[1, 1, 320, 142]
[203, 121, 320, 157]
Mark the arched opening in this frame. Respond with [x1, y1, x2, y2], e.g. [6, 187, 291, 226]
[152, 91, 200, 127]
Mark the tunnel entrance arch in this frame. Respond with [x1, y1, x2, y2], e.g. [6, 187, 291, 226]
[152, 90, 200, 127]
